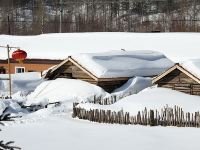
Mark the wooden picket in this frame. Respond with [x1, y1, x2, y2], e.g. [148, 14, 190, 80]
[72, 103, 200, 128]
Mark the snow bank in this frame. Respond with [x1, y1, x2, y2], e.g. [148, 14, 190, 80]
[79, 87, 200, 115]
[1, 33, 200, 61]
[112, 77, 152, 98]
[0, 99, 28, 116]
[72, 50, 173, 78]
[0, 72, 42, 96]
[181, 59, 200, 79]
[26, 78, 108, 105]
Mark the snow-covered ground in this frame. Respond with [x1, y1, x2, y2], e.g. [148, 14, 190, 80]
[1, 33, 200, 150]
[0, 72, 42, 97]
[1, 33, 200, 62]
[1, 85, 200, 150]
[78, 87, 200, 115]
[2, 112, 200, 150]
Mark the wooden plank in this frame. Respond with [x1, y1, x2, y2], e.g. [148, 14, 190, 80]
[71, 65, 82, 71]
[81, 79, 98, 84]
[152, 65, 178, 84]
[63, 67, 72, 73]
[174, 86, 191, 90]
[69, 57, 98, 81]
[98, 77, 129, 81]
[159, 84, 174, 89]
[159, 75, 180, 83]
[192, 84, 200, 88]
[179, 78, 197, 84]
[174, 83, 191, 87]
[98, 80, 127, 86]
[72, 71, 93, 79]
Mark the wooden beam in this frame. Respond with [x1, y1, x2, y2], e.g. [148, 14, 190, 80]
[98, 77, 129, 81]
[152, 65, 177, 84]
[69, 57, 99, 81]
[153, 64, 200, 84]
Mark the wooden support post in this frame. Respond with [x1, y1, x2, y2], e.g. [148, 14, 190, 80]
[7, 45, 12, 99]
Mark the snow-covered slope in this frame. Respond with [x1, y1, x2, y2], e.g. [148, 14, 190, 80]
[72, 50, 173, 78]
[1, 33, 200, 61]
[79, 87, 200, 115]
[26, 78, 108, 105]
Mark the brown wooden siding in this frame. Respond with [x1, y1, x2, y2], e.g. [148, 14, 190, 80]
[156, 68, 200, 95]
[48, 60, 128, 93]
[97, 80, 127, 93]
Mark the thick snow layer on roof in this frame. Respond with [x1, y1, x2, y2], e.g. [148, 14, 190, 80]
[79, 87, 200, 115]
[181, 59, 200, 79]
[1, 32, 200, 61]
[72, 50, 174, 78]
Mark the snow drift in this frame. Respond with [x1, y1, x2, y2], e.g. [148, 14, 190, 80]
[26, 78, 108, 105]
[0, 72, 42, 96]
[112, 77, 152, 98]
[78, 87, 200, 115]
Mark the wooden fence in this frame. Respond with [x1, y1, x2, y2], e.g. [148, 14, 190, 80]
[72, 103, 200, 127]
[91, 95, 118, 105]
[91, 93, 134, 105]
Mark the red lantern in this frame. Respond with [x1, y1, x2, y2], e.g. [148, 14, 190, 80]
[12, 49, 27, 63]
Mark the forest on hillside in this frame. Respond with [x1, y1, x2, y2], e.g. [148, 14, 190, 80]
[0, 0, 200, 35]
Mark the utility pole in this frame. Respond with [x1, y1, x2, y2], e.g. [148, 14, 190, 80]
[0, 45, 20, 99]
[59, 0, 63, 33]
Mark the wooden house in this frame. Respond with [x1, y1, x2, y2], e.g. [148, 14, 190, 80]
[0, 59, 62, 74]
[152, 63, 200, 95]
[44, 51, 173, 93]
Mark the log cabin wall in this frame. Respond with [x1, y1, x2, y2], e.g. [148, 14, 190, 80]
[49, 61, 128, 93]
[156, 68, 200, 95]
[97, 80, 127, 93]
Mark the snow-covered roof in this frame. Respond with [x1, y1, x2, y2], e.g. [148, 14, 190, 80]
[71, 50, 174, 78]
[181, 59, 200, 80]
[153, 59, 200, 84]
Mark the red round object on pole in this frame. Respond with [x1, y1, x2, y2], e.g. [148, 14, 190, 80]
[12, 49, 27, 63]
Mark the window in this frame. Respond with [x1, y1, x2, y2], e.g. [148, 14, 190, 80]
[15, 67, 25, 73]
[28, 70, 36, 72]
[0, 66, 6, 74]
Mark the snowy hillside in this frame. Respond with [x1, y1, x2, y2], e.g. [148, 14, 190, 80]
[1, 33, 200, 61]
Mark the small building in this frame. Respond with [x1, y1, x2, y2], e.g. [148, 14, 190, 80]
[152, 62, 200, 95]
[0, 59, 62, 74]
[44, 51, 173, 92]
